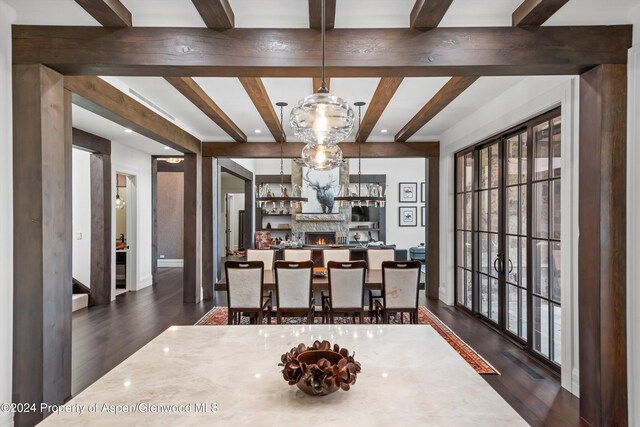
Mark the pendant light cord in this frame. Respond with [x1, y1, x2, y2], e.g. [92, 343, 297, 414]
[358, 104, 362, 196]
[279, 104, 284, 185]
[320, 0, 327, 92]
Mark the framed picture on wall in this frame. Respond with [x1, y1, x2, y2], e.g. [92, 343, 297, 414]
[421, 182, 426, 203]
[421, 206, 426, 227]
[399, 207, 418, 227]
[399, 182, 417, 203]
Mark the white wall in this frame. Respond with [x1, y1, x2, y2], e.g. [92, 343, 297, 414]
[253, 157, 426, 251]
[0, 2, 14, 426]
[627, 9, 640, 425]
[72, 149, 92, 287]
[111, 142, 153, 298]
[438, 75, 580, 395]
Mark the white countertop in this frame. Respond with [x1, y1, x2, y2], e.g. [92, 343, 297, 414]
[40, 325, 526, 426]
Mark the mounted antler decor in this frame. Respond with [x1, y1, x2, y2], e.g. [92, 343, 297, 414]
[279, 340, 362, 396]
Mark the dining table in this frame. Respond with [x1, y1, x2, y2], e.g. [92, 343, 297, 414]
[215, 269, 426, 292]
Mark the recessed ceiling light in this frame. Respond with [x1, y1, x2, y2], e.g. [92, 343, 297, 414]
[124, 128, 133, 133]
[164, 146, 170, 150]
[254, 129, 262, 134]
[380, 129, 388, 134]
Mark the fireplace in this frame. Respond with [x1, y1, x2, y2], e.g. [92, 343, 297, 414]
[306, 232, 336, 246]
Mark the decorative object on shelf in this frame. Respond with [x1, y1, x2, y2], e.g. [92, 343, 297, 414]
[421, 206, 426, 227]
[302, 167, 339, 214]
[279, 340, 361, 396]
[291, 0, 354, 170]
[335, 102, 386, 208]
[399, 182, 418, 203]
[399, 206, 418, 227]
[255, 102, 308, 210]
[266, 222, 272, 229]
[421, 182, 426, 203]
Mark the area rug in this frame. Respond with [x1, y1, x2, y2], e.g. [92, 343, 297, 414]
[195, 306, 499, 375]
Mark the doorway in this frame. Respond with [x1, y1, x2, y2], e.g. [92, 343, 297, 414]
[454, 108, 562, 370]
[114, 172, 137, 296]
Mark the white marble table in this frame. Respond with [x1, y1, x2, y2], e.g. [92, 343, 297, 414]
[41, 325, 526, 426]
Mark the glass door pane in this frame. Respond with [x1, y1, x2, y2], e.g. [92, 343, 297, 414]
[455, 152, 474, 310]
[475, 142, 501, 325]
[504, 131, 528, 340]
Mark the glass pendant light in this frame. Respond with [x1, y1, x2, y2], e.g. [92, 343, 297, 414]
[115, 187, 125, 210]
[290, 0, 354, 170]
[301, 143, 343, 171]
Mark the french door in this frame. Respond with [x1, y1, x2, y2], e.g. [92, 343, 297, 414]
[454, 109, 561, 369]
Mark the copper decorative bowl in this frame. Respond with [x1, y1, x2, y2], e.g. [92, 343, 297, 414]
[279, 340, 362, 396]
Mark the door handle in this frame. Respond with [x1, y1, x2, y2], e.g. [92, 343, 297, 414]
[493, 257, 501, 274]
[508, 259, 514, 274]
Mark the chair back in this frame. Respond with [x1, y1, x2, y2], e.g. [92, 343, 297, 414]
[246, 249, 275, 270]
[367, 248, 395, 270]
[283, 249, 312, 262]
[275, 260, 313, 309]
[322, 249, 351, 268]
[225, 261, 264, 309]
[327, 261, 366, 309]
[382, 261, 421, 310]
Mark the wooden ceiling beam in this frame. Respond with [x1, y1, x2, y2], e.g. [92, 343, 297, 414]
[309, 0, 336, 31]
[410, 0, 454, 29]
[238, 77, 286, 142]
[192, 0, 234, 29]
[13, 26, 632, 77]
[165, 77, 246, 143]
[395, 76, 478, 142]
[513, 0, 570, 27]
[64, 76, 201, 154]
[74, 0, 131, 27]
[356, 77, 403, 142]
[202, 141, 439, 158]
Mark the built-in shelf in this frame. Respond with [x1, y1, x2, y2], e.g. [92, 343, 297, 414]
[261, 213, 292, 217]
[350, 228, 380, 231]
[259, 228, 292, 232]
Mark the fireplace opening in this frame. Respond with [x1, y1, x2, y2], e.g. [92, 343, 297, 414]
[305, 232, 336, 246]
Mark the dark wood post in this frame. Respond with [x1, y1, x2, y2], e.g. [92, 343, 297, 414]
[579, 64, 628, 426]
[12, 65, 72, 426]
[89, 151, 112, 304]
[202, 156, 214, 301]
[184, 153, 202, 303]
[151, 157, 158, 285]
[427, 157, 440, 299]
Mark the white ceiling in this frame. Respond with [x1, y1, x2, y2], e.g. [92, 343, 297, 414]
[5, 0, 638, 150]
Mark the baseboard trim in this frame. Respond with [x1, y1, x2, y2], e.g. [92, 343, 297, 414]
[138, 275, 153, 290]
[157, 259, 183, 268]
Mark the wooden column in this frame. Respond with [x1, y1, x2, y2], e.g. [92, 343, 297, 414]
[89, 151, 112, 304]
[73, 128, 112, 305]
[184, 153, 203, 303]
[202, 157, 214, 301]
[151, 158, 158, 285]
[12, 65, 72, 426]
[426, 157, 440, 299]
[579, 64, 628, 426]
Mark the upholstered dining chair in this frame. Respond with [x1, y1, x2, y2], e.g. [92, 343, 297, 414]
[224, 261, 271, 325]
[322, 249, 351, 268]
[274, 260, 315, 324]
[376, 260, 422, 324]
[283, 248, 313, 262]
[366, 248, 396, 312]
[323, 261, 366, 324]
[246, 249, 275, 270]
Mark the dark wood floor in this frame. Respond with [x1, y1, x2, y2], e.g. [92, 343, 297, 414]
[71, 268, 216, 395]
[73, 267, 581, 426]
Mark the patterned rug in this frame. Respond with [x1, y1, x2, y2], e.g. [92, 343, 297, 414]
[196, 306, 499, 375]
